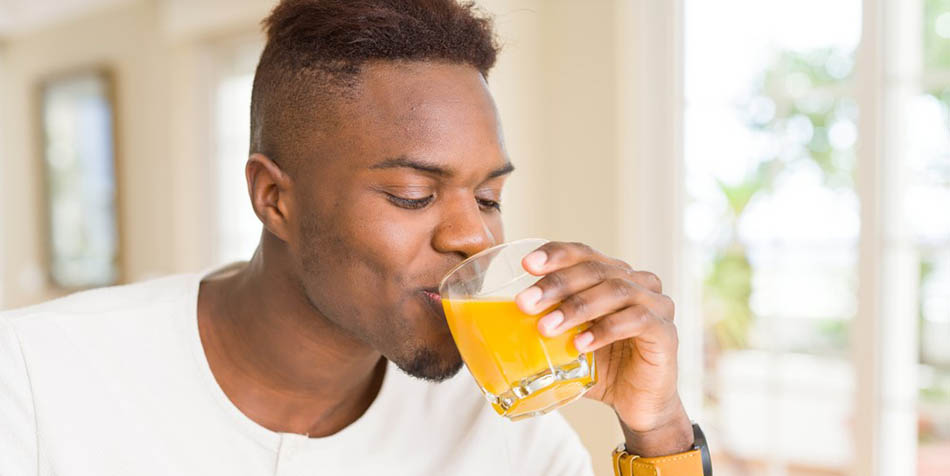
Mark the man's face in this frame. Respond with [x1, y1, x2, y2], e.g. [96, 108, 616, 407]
[286, 62, 510, 381]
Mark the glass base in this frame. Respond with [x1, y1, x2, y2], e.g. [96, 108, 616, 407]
[486, 354, 596, 420]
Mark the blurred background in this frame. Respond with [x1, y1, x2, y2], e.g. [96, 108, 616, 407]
[0, 0, 948, 475]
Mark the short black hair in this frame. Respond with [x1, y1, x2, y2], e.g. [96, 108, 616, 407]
[250, 0, 500, 172]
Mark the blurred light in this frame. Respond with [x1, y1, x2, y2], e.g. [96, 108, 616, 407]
[738, 160, 860, 244]
[787, 114, 815, 145]
[747, 96, 776, 124]
[936, 12, 950, 39]
[825, 53, 854, 80]
[784, 72, 812, 98]
[829, 119, 858, 150]
[796, 91, 835, 115]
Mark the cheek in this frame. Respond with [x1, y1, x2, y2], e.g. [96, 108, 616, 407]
[359, 210, 425, 267]
[304, 194, 431, 309]
[322, 200, 443, 345]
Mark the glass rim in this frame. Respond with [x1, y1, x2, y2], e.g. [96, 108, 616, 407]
[438, 237, 548, 293]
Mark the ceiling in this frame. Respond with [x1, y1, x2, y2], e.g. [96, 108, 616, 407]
[0, 0, 136, 38]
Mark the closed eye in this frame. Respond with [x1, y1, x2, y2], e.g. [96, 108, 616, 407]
[386, 193, 434, 210]
[385, 193, 501, 212]
[477, 198, 501, 212]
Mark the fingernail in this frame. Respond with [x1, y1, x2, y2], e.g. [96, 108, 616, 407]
[538, 310, 564, 336]
[517, 286, 543, 313]
[574, 331, 594, 352]
[524, 250, 547, 272]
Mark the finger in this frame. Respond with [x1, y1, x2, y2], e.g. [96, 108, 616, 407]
[516, 259, 631, 315]
[520, 241, 664, 294]
[629, 270, 663, 294]
[521, 241, 608, 275]
[537, 277, 649, 337]
[604, 258, 663, 294]
[574, 306, 677, 354]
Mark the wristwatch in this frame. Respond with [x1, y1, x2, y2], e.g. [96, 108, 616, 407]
[611, 422, 712, 476]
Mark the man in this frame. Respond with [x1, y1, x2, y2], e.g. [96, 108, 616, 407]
[0, 1, 709, 475]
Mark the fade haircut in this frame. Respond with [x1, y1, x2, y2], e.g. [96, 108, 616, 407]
[250, 0, 500, 173]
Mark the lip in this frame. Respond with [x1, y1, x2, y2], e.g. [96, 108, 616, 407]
[419, 288, 446, 320]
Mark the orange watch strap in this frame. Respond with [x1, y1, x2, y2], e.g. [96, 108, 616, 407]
[612, 446, 705, 476]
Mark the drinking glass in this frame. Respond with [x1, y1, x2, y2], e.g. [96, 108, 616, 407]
[439, 238, 597, 420]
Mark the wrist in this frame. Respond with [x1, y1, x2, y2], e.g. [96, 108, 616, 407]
[617, 399, 693, 457]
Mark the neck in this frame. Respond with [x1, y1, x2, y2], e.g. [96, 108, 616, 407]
[197, 235, 386, 437]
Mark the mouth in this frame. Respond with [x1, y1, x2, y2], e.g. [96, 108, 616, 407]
[419, 287, 446, 321]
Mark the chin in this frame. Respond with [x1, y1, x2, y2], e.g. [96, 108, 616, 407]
[392, 345, 464, 382]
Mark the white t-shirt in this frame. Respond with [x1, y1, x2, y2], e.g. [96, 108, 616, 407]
[0, 269, 594, 476]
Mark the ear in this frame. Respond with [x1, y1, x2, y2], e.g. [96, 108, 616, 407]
[246, 153, 294, 243]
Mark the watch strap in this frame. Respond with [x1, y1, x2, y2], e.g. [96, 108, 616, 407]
[612, 446, 704, 476]
[611, 423, 711, 476]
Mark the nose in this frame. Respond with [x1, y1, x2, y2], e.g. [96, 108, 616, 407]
[432, 194, 497, 259]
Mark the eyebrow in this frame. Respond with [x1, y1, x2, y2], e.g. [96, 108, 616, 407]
[369, 156, 515, 180]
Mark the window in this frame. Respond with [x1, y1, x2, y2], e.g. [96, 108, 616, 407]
[685, 1, 861, 473]
[915, 1, 950, 473]
[40, 71, 120, 288]
[683, 0, 950, 474]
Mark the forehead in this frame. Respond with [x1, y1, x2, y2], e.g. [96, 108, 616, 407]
[336, 61, 507, 173]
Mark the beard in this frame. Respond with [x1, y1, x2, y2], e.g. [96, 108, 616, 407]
[392, 346, 465, 382]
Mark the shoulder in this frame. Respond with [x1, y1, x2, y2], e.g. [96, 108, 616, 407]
[0, 311, 28, 362]
[0, 273, 198, 334]
[0, 311, 39, 475]
[0, 272, 200, 375]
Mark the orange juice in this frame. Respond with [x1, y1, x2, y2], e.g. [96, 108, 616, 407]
[442, 298, 596, 419]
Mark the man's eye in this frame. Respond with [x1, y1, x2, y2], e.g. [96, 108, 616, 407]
[387, 194, 434, 209]
[477, 198, 501, 212]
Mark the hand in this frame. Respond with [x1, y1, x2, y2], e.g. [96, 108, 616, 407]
[515, 241, 693, 456]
